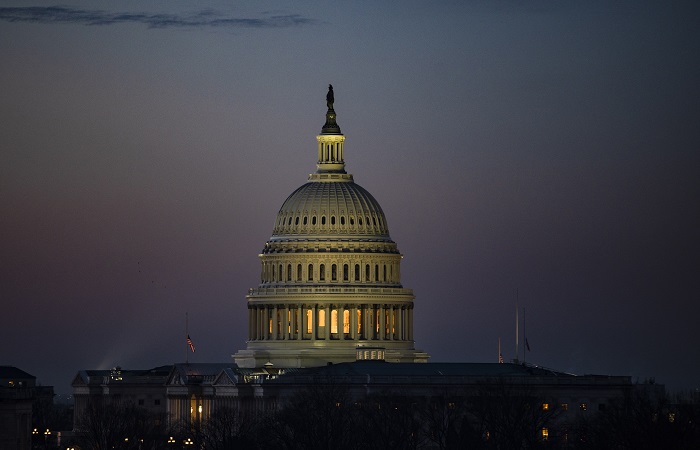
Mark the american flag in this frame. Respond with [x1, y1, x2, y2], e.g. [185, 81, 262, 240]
[187, 335, 196, 353]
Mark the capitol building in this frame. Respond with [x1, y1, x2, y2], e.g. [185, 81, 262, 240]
[233, 85, 428, 369]
[71, 88, 646, 443]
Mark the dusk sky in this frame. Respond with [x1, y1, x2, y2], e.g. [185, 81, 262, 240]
[1, 0, 698, 395]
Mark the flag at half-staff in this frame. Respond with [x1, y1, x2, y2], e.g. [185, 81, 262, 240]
[187, 334, 196, 353]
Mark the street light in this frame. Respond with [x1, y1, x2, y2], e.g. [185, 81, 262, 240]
[43, 429, 51, 449]
[183, 438, 194, 446]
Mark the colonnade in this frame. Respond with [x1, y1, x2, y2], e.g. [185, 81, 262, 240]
[247, 303, 413, 342]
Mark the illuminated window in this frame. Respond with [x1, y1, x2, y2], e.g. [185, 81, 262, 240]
[357, 310, 361, 334]
[541, 428, 549, 441]
[580, 403, 587, 411]
[318, 309, 326, 327]
[343, 310, 350, 333]
[331, 310, 338, 333]
[306, 309, 313, 334]
[542, 403, 550, 411]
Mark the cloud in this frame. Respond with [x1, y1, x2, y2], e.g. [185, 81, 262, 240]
[0, 6, 316, 29]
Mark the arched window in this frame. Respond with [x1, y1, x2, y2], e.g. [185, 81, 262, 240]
[312, 216, 317, 225]
[303, 216, 308, 225]
[318, 308, 326, 327]
[297, 264, 302, 281]
[272, 265, 276, 281]
[331, 216, 336, 225]
[306, 309, 313, 334]
[322, 216, 326, 225]
[383, 265, 386, 282]
[308, 264, 314, 281]
[375, 265, 379, 281]
[320, 264, 325, 281]
[354, 264, 360, 281]
[343, 264, 349, 281]
[343, 310, 350, 334]
[279, 264, 283, 281]
[365, 264, 370, 281]
[331, 264, 337, 281]
[340, 216, 345, 226]
[331, 309, 338, 334]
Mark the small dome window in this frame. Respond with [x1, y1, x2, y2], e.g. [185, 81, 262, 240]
[312, 216, 317, 225]
[350, 217, 355, 226]
[295, 217, 299, 225]
[331, 216, 336, 225]
[358, 217, 363, 226]
[303, 216, 308, 225]
[340, 216, 345, 225]
[322, 216, 326, 225]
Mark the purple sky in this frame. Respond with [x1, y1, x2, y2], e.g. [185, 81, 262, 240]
[1, 1, 698, 395]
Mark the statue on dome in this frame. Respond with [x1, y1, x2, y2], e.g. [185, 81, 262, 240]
[326, 84, 334, 110]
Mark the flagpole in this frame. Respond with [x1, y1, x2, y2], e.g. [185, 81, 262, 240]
[186, 312, 189, 364]
[522, 307, 526, 364]
[515, 289, 519, 363]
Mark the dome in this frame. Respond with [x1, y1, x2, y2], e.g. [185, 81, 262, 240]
[270, 175, 391, 240]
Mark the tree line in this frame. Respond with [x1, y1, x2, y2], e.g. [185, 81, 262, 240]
[66, 383, 700, 450]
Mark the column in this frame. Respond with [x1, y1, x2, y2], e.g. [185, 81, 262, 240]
[338, 304, 345, 339]
[350, 305, 357, 340]
[273, 305, 279, 340]
[325, 305, 331, 340]
[379, 305, 385, 340]
[388, 305, 395, 340]
[397, 306, 403, 340]
[311, 305, 318, 341]
[299, 304, 305, 340]
[283, 305, 290, 340]
[248, 307, 254, 340]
